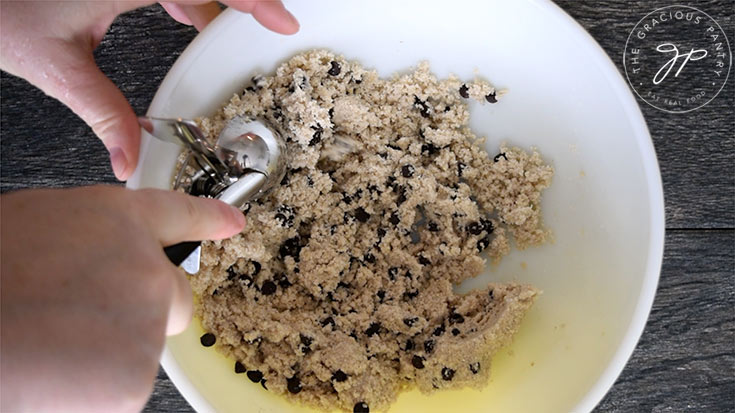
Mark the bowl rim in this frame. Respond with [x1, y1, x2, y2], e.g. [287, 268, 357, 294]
[130, 2, 665, 411]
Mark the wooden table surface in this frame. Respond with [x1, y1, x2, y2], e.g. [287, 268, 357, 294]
[1, 1, 732, 412]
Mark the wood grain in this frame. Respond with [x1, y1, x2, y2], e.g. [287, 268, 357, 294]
[0, 1, 732, 412]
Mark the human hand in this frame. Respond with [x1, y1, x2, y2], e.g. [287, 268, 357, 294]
[0, 1, 299, 181]
[0, 185, 246, 412]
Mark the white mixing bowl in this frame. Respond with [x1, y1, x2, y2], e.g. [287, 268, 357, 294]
[127, 1, 665, 411]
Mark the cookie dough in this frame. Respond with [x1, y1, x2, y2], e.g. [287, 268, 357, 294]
[183, 50, 553, 412]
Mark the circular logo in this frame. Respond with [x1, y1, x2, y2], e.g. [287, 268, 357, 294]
[624, 5, 731, 113]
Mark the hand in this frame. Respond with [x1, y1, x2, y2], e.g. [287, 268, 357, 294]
[0, 1, 299, 181]
[0, 186, 246, 412]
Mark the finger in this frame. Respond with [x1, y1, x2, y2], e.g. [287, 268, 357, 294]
[159, 2, 193, 25]
[222, 0, 299, 34]
[133, 189, 246, 245]
[166, 268, 194, 335]
[18, 43, 140, 181]
[179, 2, 222, 31]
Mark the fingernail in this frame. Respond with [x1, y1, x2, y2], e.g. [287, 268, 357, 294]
[228, 205, 247, 230]
[109, 147, 128, 181]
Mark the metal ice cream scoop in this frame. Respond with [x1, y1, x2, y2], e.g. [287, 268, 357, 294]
[138, 116, 287, 271]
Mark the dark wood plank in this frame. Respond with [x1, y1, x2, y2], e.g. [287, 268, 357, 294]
[554, 0, 735, 229]
[146, 368, 194, 412]
[594, 229, 735, 412]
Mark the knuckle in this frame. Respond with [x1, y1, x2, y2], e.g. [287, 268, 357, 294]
[89, 112, 120, 141]
[182, 195, 202, 223]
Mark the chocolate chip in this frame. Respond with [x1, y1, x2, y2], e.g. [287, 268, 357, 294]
[355, 207, 371, 223]
[412, 355, 425, 369]
[365, 322, 381, 337]
[477, 236, 491, 252]
[413, 95, 431, 118]
[444, 105, 451, 112]
[376, 290, 386, 302]
[469, 362, 481, 374]
[403, 317, 418, 327]
[481, 218, 495, 234]
[342, 194, 353, 204]
[377, 227, 387, 238]
[247, 370, 263, 383]
[397, 190, 408, 205]
[309, 129, 322, 146]
[388, 267, 398, 280]
[274, 273, 292, 288]
[332, 370, 348, 382]
[424, 339, 435, 354]
[433, 323, 445, 336]
[306, 175, 314, 187]
[287, 376, 302, 394]
[261, 379, 268, 390]
[251, 261, 262, 276]
[386, 143, 401, 151]
[328, 60, 341, 76]
[275, 212, 293, 227]
[388, 212, 401, 226]
[330, 225, 338, 235]
[418, 255, 431, 266]
[401, 164, 415, 178]
[421, 143, 440, 156]
[404, 270, 413, 280]
[493, 152, 507, 162]
[485, 92, 497, 103]
[428, 221, 440, 232]
[200, 333, 216, 347]
[212, 288, 220, 296]
[441, 367, 455, 381]
[451, 328, 461, 336]
[458, 162, 467, 177]
[449, 313, 465, 324]
[260, 281, 277, 295]
[405, 339, 415, 351]
[354, 402, 369, 413]
[488, 289, 494, 299]
[226, 265, 238, 281]
[467, 221, 484, 235]
[300, 334, 313, 348]
[235, 361, 246, 374]
[280, 172, 290, 186]
[328, 107, 334, 119]
[367, 184, 380, 194]
[363, 253, 376, 264]
[239, 273, 253, 286]
[279, 236, 302, 259]
[321, 316, 336, 328]
[459, 84, 470, 98]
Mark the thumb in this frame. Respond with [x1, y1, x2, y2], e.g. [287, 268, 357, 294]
[132, 188, 246, 246]
[16, 41, 140, 181]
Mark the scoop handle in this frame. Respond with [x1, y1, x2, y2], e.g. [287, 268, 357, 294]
[164, 241, 201, 266]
